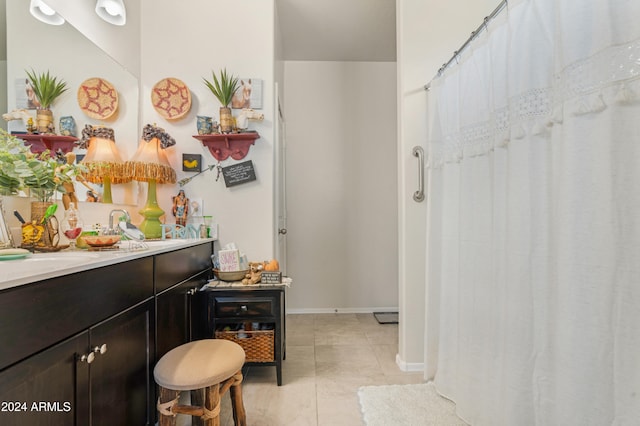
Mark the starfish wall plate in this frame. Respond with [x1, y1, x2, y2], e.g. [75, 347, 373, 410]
[77, 77, 119, 120]
[151, 77, 192, 120]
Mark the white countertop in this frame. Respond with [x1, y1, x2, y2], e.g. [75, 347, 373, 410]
[0, 238, 215, 291]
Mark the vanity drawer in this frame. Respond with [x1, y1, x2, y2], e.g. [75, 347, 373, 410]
[214, 297, 274, 318]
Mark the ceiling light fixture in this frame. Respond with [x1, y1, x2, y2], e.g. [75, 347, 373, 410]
[95, 0, 126, 26]
[29, 0, 65, 26]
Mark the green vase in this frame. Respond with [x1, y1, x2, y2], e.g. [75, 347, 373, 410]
[137, 179, 164, 239]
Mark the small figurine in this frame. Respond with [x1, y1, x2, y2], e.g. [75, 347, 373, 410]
[172, 189, 189, 227]
[26, 117, 36, 134]
[235, 108, 264, 130]
[86, 190, 99, 202]
[56, 152, 95, 210]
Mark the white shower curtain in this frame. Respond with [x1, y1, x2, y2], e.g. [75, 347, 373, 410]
[425, 0, 640, 424]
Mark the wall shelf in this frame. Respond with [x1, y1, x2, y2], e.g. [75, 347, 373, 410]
[15, 134, 78, 154]
[193, 132, 260, 162]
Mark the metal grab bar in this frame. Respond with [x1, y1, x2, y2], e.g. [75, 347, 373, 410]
[412, 146, 425, 202]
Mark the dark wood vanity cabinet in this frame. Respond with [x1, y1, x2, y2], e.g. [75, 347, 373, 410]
[0, 332, 88, 426]
[0, 303, 154, 426]
[154, 242, 213, 359]
[155, 271, 209, 361]
[0, 258, 154, 426]
[89, 302, 153, 426]
[0, 241, 213, 426]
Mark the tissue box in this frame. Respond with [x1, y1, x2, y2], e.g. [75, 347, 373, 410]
[218, 249, 241, 272]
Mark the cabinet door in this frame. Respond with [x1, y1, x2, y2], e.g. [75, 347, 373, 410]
[0, 332, 90, 426]
[156, 272, 207, 359]
[89, 302, 153, 426]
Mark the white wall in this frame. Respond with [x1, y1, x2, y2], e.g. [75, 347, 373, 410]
[284, 60, 398, 311]
[396, 0, 500, 369]
[140, 0, 276, 259]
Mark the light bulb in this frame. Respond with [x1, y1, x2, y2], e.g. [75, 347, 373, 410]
[38, 4, 55, 16]
[105, 3, 120, 16]
[30, 0, 65, 25]
[95, 0, 126, 25]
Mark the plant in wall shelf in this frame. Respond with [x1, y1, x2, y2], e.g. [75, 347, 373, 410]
[25, 69, 68, 134]
[0, 129, 82, 202]
[203, 68, 239, 133]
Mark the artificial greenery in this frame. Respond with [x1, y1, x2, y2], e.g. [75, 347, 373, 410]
[202, 69, 239, 107]
[0, 129, 82, 201]
[0, 130, 24, 196]
[25, 69, 68, 110]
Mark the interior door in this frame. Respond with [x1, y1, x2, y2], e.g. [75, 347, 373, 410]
[274, 82, 288, 274]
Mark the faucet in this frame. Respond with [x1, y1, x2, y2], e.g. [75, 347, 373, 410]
[107, 209, 131, 235]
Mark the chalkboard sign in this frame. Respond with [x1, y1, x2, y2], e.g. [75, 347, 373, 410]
[261, 271, 282, 284]
[222, 160, 257, 187]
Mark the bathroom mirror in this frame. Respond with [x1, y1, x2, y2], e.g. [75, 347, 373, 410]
[1, 0, 8, 131]
[0, 199, 13, 248]
[2, 0, 139, 206]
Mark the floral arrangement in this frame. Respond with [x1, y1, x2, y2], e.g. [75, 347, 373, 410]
[0, 129, 83, 201]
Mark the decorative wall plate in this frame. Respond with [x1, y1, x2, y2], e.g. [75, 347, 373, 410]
[77, 78, 119, 120]
[151, 77, 192, 120]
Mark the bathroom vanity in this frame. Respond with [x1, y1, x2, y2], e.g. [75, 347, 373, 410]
[0, 239, 214, 426]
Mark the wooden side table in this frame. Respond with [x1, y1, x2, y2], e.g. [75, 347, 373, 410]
[197, 285, 286, 386]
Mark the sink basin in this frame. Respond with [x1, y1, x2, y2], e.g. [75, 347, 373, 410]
[0, 252, 103, 286]
[23, 252, 101, 268]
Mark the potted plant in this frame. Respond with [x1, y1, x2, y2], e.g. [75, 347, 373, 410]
[0, 130, 23, 196]
[0, 129, 81, 220]
[203, 69, 239, 133]
[25, 69, 68, 134]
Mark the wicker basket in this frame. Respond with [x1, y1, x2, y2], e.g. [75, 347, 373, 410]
[215, 329, 274, 362]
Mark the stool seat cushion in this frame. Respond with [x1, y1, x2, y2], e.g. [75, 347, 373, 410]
[154, 339, 246, 391]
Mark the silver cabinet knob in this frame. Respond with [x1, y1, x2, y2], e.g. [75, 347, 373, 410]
[187, 288, 197, 296]
[278, 228, 287, 235]
[93, 343, 107, 355]
[79, 352, 95, 364]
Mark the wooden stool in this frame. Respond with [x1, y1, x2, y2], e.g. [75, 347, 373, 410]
[154, 339, 247, 426]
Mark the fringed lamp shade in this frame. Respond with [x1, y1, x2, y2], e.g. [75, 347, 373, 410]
[79, 125, 130, 203]
[125, 138, 176, 184]
[125, 124, 177, 239]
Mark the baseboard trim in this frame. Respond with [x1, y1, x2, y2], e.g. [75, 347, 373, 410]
[287, 307, 399, 315]
[395, 353, 425, 372]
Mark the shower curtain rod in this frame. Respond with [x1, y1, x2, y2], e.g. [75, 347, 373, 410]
[424, 0, 507, 90]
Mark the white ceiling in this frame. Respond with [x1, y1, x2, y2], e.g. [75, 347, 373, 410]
[276, 0, 396, 62]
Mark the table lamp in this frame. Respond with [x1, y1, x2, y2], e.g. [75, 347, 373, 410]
[125, 124, 177, 239]
[79, 125, 130, 203]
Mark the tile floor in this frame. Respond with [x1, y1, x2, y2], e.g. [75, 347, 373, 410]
[214, 313, 425, 426]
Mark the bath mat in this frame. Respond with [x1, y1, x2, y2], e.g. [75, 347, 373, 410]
[373, 311, 398, 324]
[358, 382, 468, 426]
